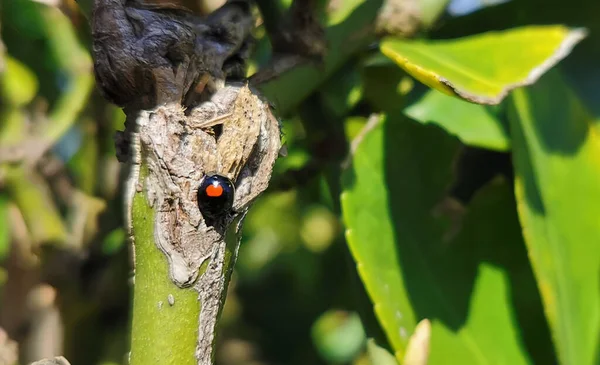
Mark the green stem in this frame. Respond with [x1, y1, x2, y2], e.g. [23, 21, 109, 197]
[129, 166, 199, 365]
[129, 161, 242, 365]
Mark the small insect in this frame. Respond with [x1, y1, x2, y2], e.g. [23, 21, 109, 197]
[197, 174, 235, 220]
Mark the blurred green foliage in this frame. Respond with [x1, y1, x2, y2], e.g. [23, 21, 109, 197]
[0, 0, 598, 365]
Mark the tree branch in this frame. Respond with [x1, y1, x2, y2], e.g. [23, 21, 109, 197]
[91, 2, 281, 364]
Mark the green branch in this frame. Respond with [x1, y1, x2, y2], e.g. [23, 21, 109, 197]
[129, 165, 242, 364]
[129, 166, 199, 365]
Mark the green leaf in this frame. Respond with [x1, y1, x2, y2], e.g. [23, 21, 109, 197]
[361, 60, 413, 115]
[508, 70, 600, 365]
[0, 56, 38, 107]
[341, 115, 553, 364]
[319, 62, 363, 118]
[381, 26, 587, 105]
[405, 89, 510, 151]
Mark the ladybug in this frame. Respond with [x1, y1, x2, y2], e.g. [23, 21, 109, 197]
[197, 174, 235, 220]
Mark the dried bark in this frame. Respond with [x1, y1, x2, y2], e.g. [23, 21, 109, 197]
[92, 0, 254, 110]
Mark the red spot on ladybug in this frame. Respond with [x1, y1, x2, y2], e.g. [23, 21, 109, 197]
[206, 184, 223, 197]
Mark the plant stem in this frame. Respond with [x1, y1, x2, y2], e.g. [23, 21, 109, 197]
[128, 119, 250, 365]
[129, 165, 200, 365]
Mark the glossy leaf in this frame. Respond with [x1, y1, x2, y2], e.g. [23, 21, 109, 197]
[381, 26, 586, 104]
[508, 70, 600, 365]
[426, 0, 600, 121]
[341, 115, 553, 364]
[405, 89, 510, 151]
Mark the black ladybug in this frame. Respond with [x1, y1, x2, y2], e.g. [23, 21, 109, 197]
[197, 174, 235, 220]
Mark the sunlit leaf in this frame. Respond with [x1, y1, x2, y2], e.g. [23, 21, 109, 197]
[508, 70, 600, 365]
[381, 26, 587, 104]
[405, 89, 510, 151]
[0, 56, 38, 107]
[341, 115, 552, 364]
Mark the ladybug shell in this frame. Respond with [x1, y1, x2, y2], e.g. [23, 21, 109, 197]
[197, 174, 234, 220]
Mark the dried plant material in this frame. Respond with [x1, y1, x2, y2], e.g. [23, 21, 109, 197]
[91, 0, 254, 110]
